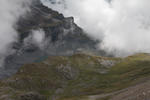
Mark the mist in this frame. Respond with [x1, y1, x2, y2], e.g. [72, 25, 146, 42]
[24, 29, 46, 49]
[0, 0, 31, 66]
[41, 0, 150, 56]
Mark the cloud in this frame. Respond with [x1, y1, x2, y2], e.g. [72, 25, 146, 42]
[42, 0, 150, 56]
[24, 29, 46, 49]
[0, 0, 31, 66]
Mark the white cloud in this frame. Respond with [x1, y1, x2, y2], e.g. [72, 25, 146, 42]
[24, 29, 46, 49]
[42, 0, 150, 56]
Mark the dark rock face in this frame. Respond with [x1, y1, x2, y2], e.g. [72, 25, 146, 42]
[19, 92, 46, 100]
[16, 0, 99, 56]
[0, 0, 103, 79]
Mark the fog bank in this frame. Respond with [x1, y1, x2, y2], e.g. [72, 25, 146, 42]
[42, 0, 150, 56]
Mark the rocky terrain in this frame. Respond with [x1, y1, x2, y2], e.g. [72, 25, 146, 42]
[0, 53, 150, 100]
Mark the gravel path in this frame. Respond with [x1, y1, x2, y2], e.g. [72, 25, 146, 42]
[86, 78, 150, 100]
[110, 79, 150, 100]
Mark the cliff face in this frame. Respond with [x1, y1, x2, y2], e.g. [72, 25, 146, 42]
[17, 0, 98, 55]
[1, 0, 104, 79]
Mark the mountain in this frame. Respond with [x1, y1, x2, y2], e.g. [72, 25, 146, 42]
[0, 0, 105, 79]
[0, 0, 149, 100]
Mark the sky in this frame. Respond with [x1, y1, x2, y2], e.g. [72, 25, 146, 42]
[41, 0, 150, 56]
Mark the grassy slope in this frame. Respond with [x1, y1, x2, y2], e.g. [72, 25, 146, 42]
[0, 53, 150, 100]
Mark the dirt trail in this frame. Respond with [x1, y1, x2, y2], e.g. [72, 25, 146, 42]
[87, 78, 150, 100]
[110, 79, 150, 100]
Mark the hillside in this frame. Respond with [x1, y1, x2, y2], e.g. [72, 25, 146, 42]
[0, 53, 150, 100]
